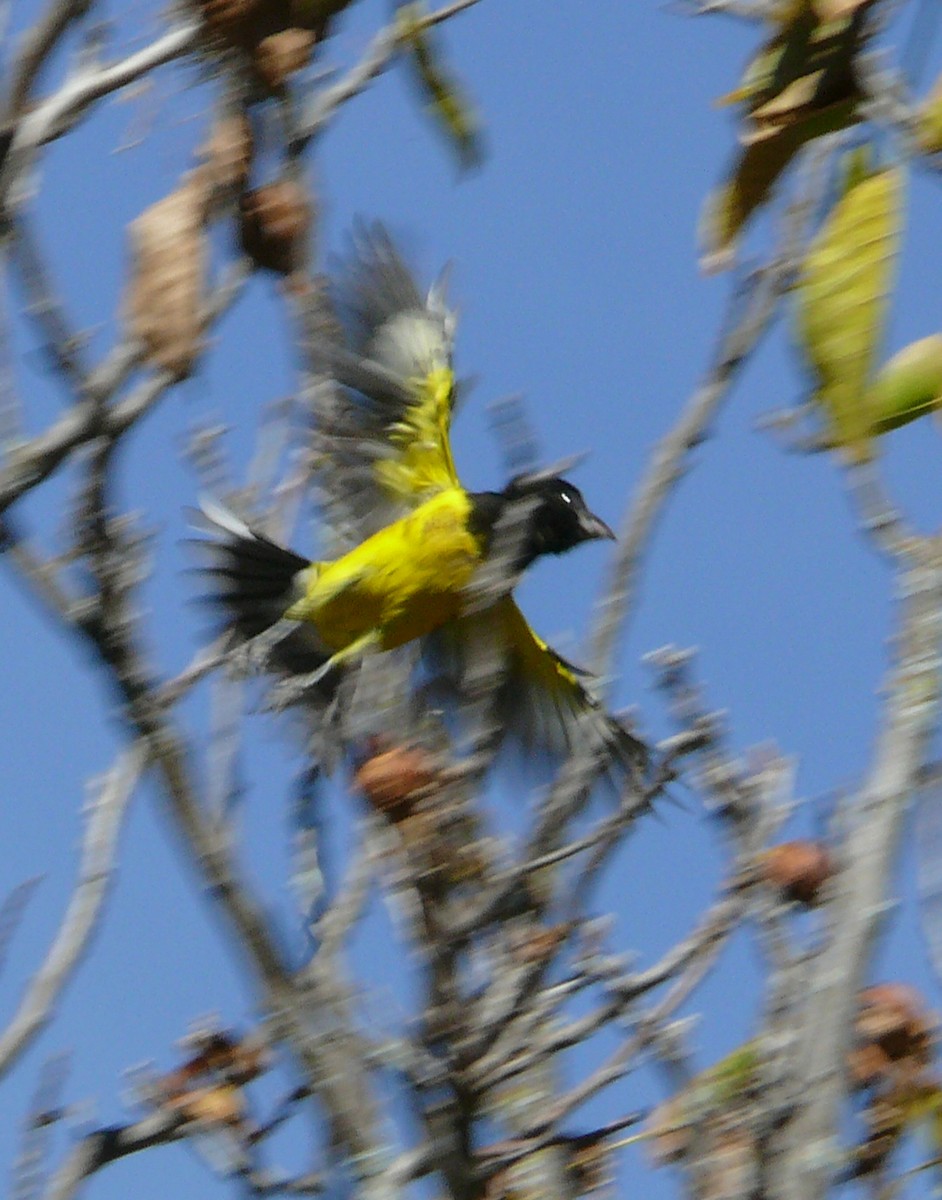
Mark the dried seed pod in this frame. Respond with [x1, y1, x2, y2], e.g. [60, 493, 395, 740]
[855, 984, 936, 1065]
[854, 1091, 907, 1173]
[354, 744, 441, 816]
[199, 112, 254, 207]
[125, 174, 208, 378]
[239, 180, 310, 275]
[253, 27, 316, 91]
[848, 1040, 895, 1090]
[760, 840, 833, 906]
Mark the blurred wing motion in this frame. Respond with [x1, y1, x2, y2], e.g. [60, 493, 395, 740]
[431, 597, 646, 775]
[311, 225, 460, 540]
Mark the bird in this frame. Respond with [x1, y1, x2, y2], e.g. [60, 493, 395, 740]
[193, 227, 645, 777]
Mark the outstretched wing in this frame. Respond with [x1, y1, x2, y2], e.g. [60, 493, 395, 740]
[429, 597, 646, 777]
[312, 226, 461, 541]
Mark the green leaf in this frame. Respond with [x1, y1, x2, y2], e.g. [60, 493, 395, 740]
[866, 336, 942, 434]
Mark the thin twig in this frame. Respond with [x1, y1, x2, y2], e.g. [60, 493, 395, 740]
[295, 0, 482, 147]
[588, 158, 828, 683]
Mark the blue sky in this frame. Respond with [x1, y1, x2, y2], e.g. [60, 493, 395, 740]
[3, 2, 942, 1196]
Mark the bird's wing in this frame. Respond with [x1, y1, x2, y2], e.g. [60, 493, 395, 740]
[429, 597, 646, 777]
[312, 226, 461, 542]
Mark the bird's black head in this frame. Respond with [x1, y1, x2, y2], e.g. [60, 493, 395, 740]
[497, 474, 615, 568]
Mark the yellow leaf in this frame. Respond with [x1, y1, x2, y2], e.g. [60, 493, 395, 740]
[794, 162, 904, 461]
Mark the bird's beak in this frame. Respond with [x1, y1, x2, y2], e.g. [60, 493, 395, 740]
[578, 510, 616, 542]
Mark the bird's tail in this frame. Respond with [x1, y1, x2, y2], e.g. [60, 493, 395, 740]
[191, 500, 315, 643]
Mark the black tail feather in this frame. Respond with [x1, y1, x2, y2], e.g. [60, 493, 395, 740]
[190, 502, 311, 641]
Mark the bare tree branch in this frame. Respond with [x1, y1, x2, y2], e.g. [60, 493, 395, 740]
[588, 155, 829, 682]
[0, 19, 200, 209]
[3, 0, 93, 121]
[0, 743, 146, 1080]
[768, 552, 942, 1200]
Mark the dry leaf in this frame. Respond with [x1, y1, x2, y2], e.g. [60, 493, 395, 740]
[704, 0, 874, 265]
[700, 126, 805, 271]
[125, 175, 208, 379]
[856, 984, 935, 1063]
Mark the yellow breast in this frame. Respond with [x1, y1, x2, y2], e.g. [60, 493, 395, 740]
[305, 489, 483, 652]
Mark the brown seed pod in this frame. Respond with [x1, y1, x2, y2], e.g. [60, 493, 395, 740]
[759, 840, 833, 906]
[856, 984, 935, 1063]
[253, 27, 316, 91]
[125, 174, 208, 379]
[239, 180, 310, 275]
[853, 1090, 908, 1173]
[354, 744, 441, 816]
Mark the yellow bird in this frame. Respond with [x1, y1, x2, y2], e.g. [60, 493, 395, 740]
[195, 228, 644, 774]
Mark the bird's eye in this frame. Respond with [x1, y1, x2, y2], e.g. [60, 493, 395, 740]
[560, 492, 573, 504]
